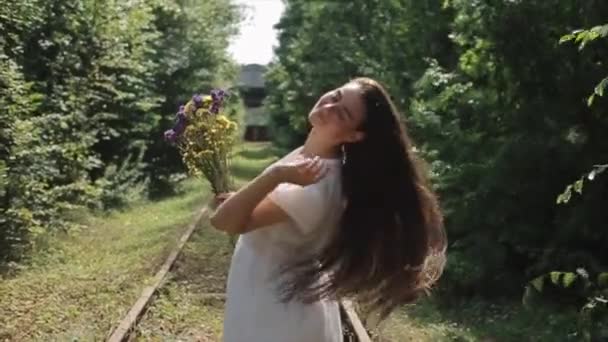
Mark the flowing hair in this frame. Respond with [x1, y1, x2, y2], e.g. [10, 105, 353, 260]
[277, 77, 447, 320]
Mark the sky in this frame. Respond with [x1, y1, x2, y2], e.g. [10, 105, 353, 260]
[228, 0, 285, 65]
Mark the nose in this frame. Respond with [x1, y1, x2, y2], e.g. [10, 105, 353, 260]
[320, 103, 338, 114]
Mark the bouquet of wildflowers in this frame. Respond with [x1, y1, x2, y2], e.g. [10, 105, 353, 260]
[164, 89, 238, 197]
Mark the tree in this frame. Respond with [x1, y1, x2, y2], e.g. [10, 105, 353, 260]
[409, 0, 608, 295]
[266, 0, 608, 298]
[265, 0, 454, 148]
[0, 0, 243, 264]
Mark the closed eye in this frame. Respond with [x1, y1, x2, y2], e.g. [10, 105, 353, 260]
[335, 90, 353, 121]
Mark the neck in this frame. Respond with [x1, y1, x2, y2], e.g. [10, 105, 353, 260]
[302, 128, 341, 159]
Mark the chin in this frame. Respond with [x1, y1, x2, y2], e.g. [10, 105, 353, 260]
[308, 111, 320, 126]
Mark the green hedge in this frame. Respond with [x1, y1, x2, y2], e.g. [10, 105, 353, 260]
[0, 0, 243, 264]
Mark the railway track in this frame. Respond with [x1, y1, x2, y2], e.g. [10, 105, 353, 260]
[106, 204, 371, 342]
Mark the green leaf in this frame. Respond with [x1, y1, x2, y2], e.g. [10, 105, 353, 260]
[587, 93, 595, 107]
[559, 185, 573, 204]
[562, 272, 577, 288]
[559, 33, 575, 44]
[594, 77, 608, 97]
[550, 271, 562, 286]
[574, 179, 584, 194]
[574, 31, 588, 44]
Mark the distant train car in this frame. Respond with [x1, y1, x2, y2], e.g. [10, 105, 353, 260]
[237, 64, 271, 142]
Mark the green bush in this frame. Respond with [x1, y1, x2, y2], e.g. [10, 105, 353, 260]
[0, 0, 242, 264]
[523, 269, 608, 341]
[266, 0, 608, 299]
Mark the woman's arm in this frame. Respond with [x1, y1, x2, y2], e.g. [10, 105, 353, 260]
[210, 167, 285, 234]
[209, 156, 327, 235]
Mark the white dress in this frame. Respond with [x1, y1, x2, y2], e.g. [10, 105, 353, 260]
[223, 147, 344, 342]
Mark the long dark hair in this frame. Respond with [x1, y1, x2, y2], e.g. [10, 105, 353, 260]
[278, 77, 447, 320]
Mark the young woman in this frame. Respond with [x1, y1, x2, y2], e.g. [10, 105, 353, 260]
[210, 77, 447, 342]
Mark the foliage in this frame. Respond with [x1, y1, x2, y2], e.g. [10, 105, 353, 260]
[557, 164, 608, 204]
[0, 0, 242, 264]
[0, 142, 273, 339]
[535, 24, 608, 341]
[265, 0, 454, 148]
[0, 177, 212, 340]
[94, 147, 150, 210]
[523, 269, 608, 341]
[557, 23, 608, 204]
[144, 0, 243, 195]
[411, 0, 608, 297]
[560, 24, 608, 106]
[267, 0, 608, 300]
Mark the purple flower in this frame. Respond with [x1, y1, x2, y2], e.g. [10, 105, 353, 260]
[211, 90, 225, 102]
[173, 115, 187, 134]
[209, 103, 220, 114]
[209, 88, 229, 114]
[192, 94, 204, 108]
[164, 88, 229, 144]
[164, 129, 177, 143]
[164, 110, 188, 144]
[176, 117, 187, 130]
[210, 89, 229, 103]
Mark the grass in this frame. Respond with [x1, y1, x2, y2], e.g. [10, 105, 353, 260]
[369, 297, 580, 341]
[130, 221, 231, 341]
[0, 177, 212, 341]
[229, 142, 282, 185]
[0, 141, 583, 341]
[0, 141, 280, 341]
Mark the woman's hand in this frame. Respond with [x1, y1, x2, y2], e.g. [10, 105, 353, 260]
[211, 191, 235, 209]
[215, 191, 235, 203]
[210, 155, 327, 234]
[268, 156, 328, 187]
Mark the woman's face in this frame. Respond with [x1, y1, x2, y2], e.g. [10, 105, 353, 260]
[308, 82, 367, 144]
